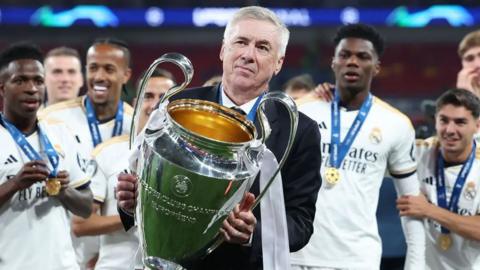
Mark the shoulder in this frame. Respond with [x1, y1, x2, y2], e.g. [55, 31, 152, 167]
[91, 134, 129, 158]
[37, 96, 84, 120]
[415, 136, 438, 158]
[39, 118, 75, 136]
[170, 86, 216, 101]
[416, 136, 438, 149]
[123, 102, 134, 116]
[373, 96, 413, 128]
[298, 100, 329, 121]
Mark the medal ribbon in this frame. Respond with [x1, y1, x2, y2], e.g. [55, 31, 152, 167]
[218, 85, 265, 122]
[85, 96, 124, 147]
[330, 91, 373, 168]
[0, 114, 59, 177]
[436, 141, 476, 234]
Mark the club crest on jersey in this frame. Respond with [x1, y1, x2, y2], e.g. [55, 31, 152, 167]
[464, 181, 477, 201]
[369, 127, 382, 144]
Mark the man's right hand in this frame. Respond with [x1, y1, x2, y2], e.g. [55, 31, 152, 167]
[457, 67, 480, 96]
[116, 173, 138, 214]
[12, 160, 49, 190]
[314, 82, 335, 102]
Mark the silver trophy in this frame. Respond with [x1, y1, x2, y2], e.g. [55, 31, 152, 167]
[131, 53, 298, 270]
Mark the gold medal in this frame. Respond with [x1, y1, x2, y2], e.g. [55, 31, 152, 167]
[438, 234, 452, 251]
[46, 178, 61, 196]
[325, 167, 340, 185]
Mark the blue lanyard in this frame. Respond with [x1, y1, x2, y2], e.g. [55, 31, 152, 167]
[0, 114, 59, 177]
[436, 141, 476, 234]
[330, 91, 373, 168]
[85, 97, 124, 147]
[217, 86, 264, 122]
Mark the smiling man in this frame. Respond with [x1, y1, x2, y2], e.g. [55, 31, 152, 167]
[290, 24, 425, 270]
[398, 88, 480, 270]
[38, 38, 133, 270]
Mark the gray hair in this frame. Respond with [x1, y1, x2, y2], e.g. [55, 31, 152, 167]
[224, 6, 290, 57]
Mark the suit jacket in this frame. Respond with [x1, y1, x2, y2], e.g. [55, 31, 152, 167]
[120, 85, 322, 269]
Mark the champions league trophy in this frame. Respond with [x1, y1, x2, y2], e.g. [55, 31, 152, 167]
[130, 53, 298, 270]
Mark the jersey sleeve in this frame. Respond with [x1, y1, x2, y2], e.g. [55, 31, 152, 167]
[388, 120, 417, 178]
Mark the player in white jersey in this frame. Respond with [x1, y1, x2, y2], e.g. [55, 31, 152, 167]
[0, 43, 92, 269]
[71, 68, 174, 270]
[38, 38, 133, 270]
[85, 135, 139, 270]
[291, 24, 425, 270]
[397, 89, 480, 270]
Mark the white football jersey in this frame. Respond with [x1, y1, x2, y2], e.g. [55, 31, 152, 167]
[38, 96, 134, 171]
[291, 98, 417, 269]
[416, 137, 480, 270]
[38, 96, 133, 268]
[0, 119, 90, 270]
[89, 135, 139, 270]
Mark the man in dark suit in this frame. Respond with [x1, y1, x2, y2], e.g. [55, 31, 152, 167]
[116, 6, 321, 269]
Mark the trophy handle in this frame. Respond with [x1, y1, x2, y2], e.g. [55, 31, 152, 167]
[130, 53, 194, 148]
[206, 91, 298, 256]
[250, 91, 299, 209]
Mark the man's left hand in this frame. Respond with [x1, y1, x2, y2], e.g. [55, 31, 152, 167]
[220, 192, 256, 245]
[397, 194, 431, 218]
[56, 170, 70, 192]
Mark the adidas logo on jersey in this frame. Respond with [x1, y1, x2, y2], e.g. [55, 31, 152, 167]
[318, 121, 327, 129]
[4, 154, 18, 165]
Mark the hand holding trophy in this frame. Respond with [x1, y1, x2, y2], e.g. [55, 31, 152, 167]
[130, 53, 298, 270]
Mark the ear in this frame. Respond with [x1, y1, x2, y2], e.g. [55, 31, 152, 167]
[123, 68, 132, 84]
[373, 61, 381, 77]
[219, 42, 225, 62]
[476, 117, 480, 132]
[0, 81, 5, 98]
[273, 56, 284, 76]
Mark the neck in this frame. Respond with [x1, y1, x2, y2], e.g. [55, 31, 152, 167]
[337, 87, 369, 110]
[5, 112, 37, 134]
[94, 101, 118, 122]
[442, 143, 473, 164]
[223, 84, 263, 106]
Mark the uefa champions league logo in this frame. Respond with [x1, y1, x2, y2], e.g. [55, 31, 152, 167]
[171, 175, 192, 198]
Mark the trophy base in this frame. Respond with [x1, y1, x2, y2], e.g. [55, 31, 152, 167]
[144, 256, 185, 270]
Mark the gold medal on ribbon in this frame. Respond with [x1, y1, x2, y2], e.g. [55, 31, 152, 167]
[438, 234, 452, 251]
[325, 167, 340, 185]
[46, 178, 61, 196]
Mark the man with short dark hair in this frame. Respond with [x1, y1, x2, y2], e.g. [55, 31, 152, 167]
[70, 67, 176, 270]
[44, 46, 83, 106]
[291, 24, 425, 269]
[283, 73, 317, 105]
[39, 38, 134, 270]
[134, 68, 175, 131]
[0, 43, 93, 269]
[398, 88, 480, 270]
